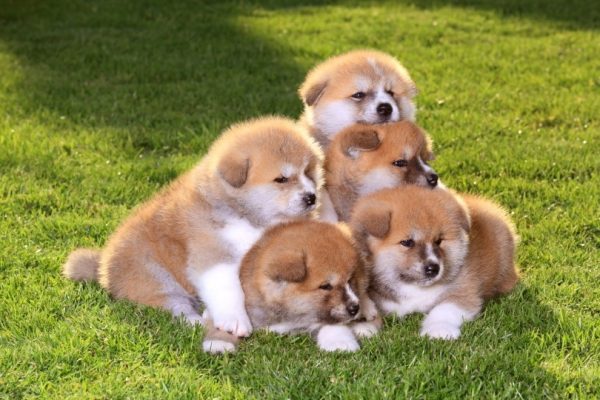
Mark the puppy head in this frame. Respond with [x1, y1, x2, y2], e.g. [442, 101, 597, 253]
[299, 50, 417, 141]
[351, 187, 470, 287]
[244, 221, 363, 326]
[212, 117, 324, 225]
[327, 121, 438, 195]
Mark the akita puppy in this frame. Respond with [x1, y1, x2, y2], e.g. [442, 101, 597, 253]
[63, 117, 323, 338]
[351, 186, 519, 340]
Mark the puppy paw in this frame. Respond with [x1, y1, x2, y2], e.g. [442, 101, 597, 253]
[420, 322, 461, 340]
[360, 298, 379, 321]
[317, 325, 360, 352]
[212, 312, 253, 338]
[202, 339, 236, 354]
[352, 321, 380, 339]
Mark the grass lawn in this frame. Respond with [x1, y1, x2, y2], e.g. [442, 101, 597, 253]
[1, 0, 598, 398]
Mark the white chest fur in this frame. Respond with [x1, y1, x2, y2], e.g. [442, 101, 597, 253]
[218, 217, 264, 261]
[380, 282, 448, 318]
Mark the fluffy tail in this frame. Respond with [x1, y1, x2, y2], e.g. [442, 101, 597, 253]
[62, 248, 101, 281]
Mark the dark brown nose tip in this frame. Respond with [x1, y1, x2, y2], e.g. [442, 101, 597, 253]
[424, 263, 440, 278]
[302, 193, 317, 207]
[427, 173, 438, 187]
[303, 193, 316, 207]
[376, 103, 392, 116]
[347, 303, 360, 317]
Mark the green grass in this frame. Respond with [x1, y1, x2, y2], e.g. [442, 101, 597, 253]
[1, 0, 598, 398]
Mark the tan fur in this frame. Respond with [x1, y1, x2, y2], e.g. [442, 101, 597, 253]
[351, 186, 519, 338]
[203, 220, 376, 352]
[62, 249, 101, 281]
[298, 50, 417, 147]
[62, 117, 324, 328]
[325, 121, 437, 221]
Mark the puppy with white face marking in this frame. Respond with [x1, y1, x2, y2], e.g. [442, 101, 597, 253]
[351, 186, 519, 340]
[299, 49, 417, 149]
[62, 117, 323, 338]
[324, 121, 438, 222]
[202, 220, 381, 354]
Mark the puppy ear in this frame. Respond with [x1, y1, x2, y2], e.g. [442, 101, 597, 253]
[265, 250, 307, 283]
[340, 127, 381, 159]
[300, 79, 328, 107]
[351, 200, 391, 239]
[218, 156, 250, 188]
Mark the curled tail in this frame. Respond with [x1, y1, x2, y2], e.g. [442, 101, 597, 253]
[62, 248, 101, 281]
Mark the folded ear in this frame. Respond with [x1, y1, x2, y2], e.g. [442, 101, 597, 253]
[218, 155, 250, 188]
[265, 249, 307, 283]
[351, 199, 391, 239]
[299, 78, 328, 107]
[339, 126, 381, 159]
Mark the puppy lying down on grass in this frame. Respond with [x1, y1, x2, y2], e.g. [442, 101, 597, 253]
[202, 220, 381, 354]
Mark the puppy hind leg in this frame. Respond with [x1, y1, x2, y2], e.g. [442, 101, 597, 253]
[202, 318, 239, 354]
[164, 295, 205, 326]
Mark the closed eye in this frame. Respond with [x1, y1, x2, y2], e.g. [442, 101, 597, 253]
[319, 283, 333, 291]
[274, 176, 288, 183]
[386, 89, 394, 96]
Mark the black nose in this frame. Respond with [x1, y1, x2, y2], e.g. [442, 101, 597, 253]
[347, 303, 360, 317]
[376, 102, 392, 117]
[424, 263, 440, 278]
[303, 193, 316, 207]
[427, 173, 439, 187]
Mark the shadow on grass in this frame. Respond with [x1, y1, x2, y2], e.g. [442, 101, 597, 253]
[94, 282, 569, 397]
[0, 0, 596, 155]
[0, 0, 322, 154]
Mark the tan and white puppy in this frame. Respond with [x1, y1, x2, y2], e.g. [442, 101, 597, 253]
[63, 117, 323, 338]
[351, 186, 519, 340]
[202, 220, 381, 354]
[298, 49, 417, 149]
[323, 121, 438, 222]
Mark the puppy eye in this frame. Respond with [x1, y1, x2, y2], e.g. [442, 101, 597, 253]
[392, 159, 408, 167]
[274, 176, 288, 184]
[386, 89, 394, 96]
[399, 239, 415, 248]
[319, 283, 333, 291]
[435, 238, 443, 246]
[351, 92, 366, 100]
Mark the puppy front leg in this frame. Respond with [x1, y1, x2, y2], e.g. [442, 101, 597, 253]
[194, 262, 253, 337]
[420, 302, 479, 340]
[351, 295, 382, 339]
[202, 317, 240, 354]
[315, 324, 360, 352]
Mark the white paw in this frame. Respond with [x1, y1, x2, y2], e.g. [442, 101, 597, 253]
[212, 311, 253, 337]
[202, 339, 236, 354]
[360, 298, 379, 321]
[352, 321, 380, 339]
[420, 322, 461, 340]
[317, 325, 360, 352]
